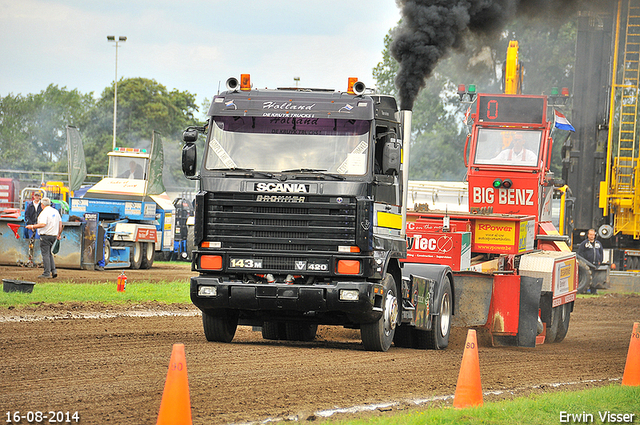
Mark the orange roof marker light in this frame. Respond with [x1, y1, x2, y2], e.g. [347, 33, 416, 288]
[114, 147, 146, 153]
[240, 74, 251, 91]
[347, 77, 358, 94]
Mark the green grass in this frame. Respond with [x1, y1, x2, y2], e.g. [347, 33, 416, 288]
[325, 385, 640, 425]
[0, 280, 191, 307]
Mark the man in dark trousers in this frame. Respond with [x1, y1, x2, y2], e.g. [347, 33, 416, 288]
[24, 191, 43, 239]
[26, 197, 62, 279]
[577, 228, 603, 266]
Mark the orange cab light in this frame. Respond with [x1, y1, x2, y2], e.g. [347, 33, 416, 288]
[200, 255, 223, 270]
[347, 77, 358, 94]
[337, 259, 361, 275]
[240, 74, 251, 91]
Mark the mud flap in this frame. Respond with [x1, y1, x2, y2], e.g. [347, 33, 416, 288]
[492, 276, 543, 347]
[451, 272, 493, 327]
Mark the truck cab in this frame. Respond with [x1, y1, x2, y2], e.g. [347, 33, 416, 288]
[69, 146, 175, 269]
[182, 76, 454, 351]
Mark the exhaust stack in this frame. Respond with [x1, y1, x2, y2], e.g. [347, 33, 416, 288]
[400, 110, 412, 237]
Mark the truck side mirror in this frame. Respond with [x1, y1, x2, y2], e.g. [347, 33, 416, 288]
[183, 129, 198, 143]
[182, 143, 197, 177]
[382, 138, 400, 175]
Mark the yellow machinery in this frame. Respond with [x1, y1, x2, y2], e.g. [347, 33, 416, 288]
[601, 0, 640, 240]
[503, 40, 523, 95]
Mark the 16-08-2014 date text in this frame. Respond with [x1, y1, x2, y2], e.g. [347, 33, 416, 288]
[5, 411, 80, 423]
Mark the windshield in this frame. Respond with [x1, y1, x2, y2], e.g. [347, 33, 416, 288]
[205, 116, 371, 175]
[109, 156, 147, 179]
[474, 129, 542, 167]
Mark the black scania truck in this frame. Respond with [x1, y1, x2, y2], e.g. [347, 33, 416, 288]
[181, 75, 453, 351]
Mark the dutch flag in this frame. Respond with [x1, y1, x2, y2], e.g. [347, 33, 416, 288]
[554, 110, 575, 132]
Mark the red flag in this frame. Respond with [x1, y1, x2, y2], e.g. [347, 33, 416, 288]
[7, 223, 21, 239]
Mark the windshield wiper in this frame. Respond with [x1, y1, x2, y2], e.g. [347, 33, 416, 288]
[281, 168, 345, 180]
[213, 167, 273, 178]
[281, 168, 327, 173]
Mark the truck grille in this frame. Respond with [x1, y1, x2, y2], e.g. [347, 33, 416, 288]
[204, 192, 357, 252]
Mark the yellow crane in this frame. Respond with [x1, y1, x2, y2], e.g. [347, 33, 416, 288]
[503, 40, 523, 95]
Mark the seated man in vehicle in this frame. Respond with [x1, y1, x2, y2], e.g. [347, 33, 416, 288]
[492, 133, 537, 164]
[119, 160, 144, 179]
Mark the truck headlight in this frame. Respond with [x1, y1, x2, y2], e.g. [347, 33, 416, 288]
[198, 285, 217, 297]
[339, 289, 359, 301]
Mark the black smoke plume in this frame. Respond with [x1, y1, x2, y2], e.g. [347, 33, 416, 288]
[390, 0, 612, 110]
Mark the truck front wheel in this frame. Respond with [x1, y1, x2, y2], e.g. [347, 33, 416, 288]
[202, 309, 238, 343]
[361, 274, 398, 352]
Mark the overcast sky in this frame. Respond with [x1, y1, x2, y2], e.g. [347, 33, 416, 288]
[0, 0, 401, 114]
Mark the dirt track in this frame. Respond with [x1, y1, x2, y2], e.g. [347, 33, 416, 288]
[0, 263, 639, 424]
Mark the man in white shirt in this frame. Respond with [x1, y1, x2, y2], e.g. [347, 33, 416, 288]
[492, 134, 537, 164]
[26, 197, 62, 278]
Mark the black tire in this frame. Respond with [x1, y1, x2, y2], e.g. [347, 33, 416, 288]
[393, 325, 414, 348]
[140, 242, 155, 269]
[103, 240, 111, 266]
[425, 276, 452, 350]
[546, 303, 570, 343]
[285, 322, 318, 342]
[361, 274, 398, 352]
[262, 321, 286, 340]
[154, 251, 171, 262]
[547, 303, 571, 343]
[129, 242, 142, 269]
[202, 310, 238, 343]
[577, 259, 592, 294]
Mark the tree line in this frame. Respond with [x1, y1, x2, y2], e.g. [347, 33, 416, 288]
[0, 78, 201, 188]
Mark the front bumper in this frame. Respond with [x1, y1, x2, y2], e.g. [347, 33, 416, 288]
[190, 276, 384, 325]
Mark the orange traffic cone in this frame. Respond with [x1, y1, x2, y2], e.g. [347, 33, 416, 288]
[157, 343, 192, 425]
[453, 329, 483, 408]
[622, 322, 640, 386]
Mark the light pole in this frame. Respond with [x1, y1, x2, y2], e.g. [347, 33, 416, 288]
[107, 35, 127, 150]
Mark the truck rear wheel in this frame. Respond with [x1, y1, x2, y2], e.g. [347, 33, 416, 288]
[361, 274, 398, 352]
[140, 242, 154, 269]
[285, 322, 318, 342]
[426, 277, 452, 349]
[547, 303, 571, 343]
[130, 242, 142, 269]
[202, 310, 238, 343]
[103, 240, 110, 266]
[393, 325, 414, 348]
[577, 259, 592, 294]
[262, 321, 286, 340]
